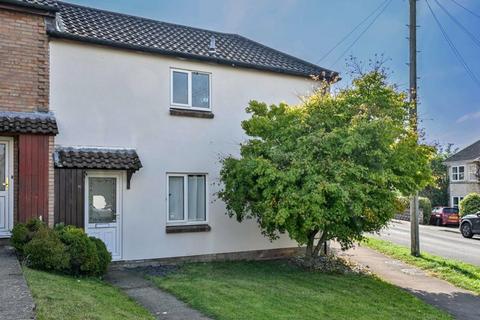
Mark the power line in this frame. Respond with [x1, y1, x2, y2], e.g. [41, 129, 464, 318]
[332, 0, 393, 66]
[447, 0, 480, 20]
[434, 0, 480, 49]
[316, 0, 389, 63]
[426, 0, 480, 87]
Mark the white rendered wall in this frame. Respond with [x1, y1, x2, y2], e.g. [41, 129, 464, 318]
[50, 40, 318, 260]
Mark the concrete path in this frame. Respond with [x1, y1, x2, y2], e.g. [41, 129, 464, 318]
[0, 246, 35, 320]
[334, 243, 480, 320]
[105, 269, 211, 320]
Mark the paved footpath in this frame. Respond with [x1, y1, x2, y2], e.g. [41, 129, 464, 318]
[334, 243, 480, 320]
[0, 246, 35, 320]
[106, 269, 212, 320]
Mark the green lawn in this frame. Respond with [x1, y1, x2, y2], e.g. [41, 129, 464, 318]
[23, 268, 154, 320]
[150, 260, 451, 320]
[363, 237, 480, 295]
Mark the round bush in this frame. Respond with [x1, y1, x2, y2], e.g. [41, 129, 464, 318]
[23, 227, 69, 272]
[11, 219, 48, 254]
[10, 223, 29, 253]
[57, 226, 99, 276]
[460, 193, 480, 217]
[90, 237, 112, 275]
[12, 220, 111, 276]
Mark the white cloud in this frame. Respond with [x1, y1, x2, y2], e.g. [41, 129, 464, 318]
[456, 111, 480, 123]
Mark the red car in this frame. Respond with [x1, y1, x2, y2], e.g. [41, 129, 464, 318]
[430, 207, 460, 226]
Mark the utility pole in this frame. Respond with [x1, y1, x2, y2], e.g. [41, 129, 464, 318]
[409, 0, 420, 257]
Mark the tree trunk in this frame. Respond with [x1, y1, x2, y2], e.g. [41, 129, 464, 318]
[304, 230, 327, 268]
[304, 230, 318, 268]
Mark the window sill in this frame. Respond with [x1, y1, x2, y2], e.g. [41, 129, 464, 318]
[166, 224, 211, 234]
[169, 108, 214, 119]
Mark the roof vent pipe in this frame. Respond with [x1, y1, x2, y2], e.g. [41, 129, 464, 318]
[208, 35, 216, 54]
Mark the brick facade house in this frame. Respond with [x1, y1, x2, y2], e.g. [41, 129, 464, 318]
[0, 0, 57, 237]
[0, 0, 337, 261]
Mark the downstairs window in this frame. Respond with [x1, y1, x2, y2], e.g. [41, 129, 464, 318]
[167, 174, 207, 224]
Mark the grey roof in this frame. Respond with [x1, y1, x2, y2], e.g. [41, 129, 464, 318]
[0, 111, 58, 135]
[445, 140, 480, 162]
[44, 1, 337, 79]
[1, 0, 58, 11]
[54, 146, 142, 171]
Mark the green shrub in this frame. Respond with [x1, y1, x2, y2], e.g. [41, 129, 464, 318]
[10, 223, 29, 253]
[57, 226, 99, 276]
[90, 237, 111, 275]
[460, 193, 480, 217]
[13, 219, 111, 276]
[395, 196, 409, 212]
[11, 219, 47, 254]
[26, 218, 45, 232]
[23, 227, 69, 272]
[419, 197, 432, 224]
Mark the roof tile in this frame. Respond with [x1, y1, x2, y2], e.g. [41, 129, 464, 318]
[1, 0, 58, 11]
[54, 146, 143, 171]
[47, 1, 337, 79]
[0, 111, 58, 135]
[445, 140, 480, 162]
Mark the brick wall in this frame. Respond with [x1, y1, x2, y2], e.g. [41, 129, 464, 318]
[0, 6, 55, 226]
[0, 8, 49, 112]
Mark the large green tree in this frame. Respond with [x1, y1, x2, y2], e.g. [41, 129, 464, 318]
[219, 72, 433, 266]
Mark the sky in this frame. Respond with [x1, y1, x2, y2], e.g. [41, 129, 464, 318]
[66, 0, 480, 149]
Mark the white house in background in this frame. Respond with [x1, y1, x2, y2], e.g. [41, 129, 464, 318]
[0, 0, 337, 261]
[444, 140, 480, 208]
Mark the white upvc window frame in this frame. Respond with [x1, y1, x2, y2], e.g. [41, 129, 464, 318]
[166, 173, 208, 225]
[170, 68, 212, 111]
[451, 165, 465, 181]
[468, 163, 478, 181]
[452, 196, 464, 208]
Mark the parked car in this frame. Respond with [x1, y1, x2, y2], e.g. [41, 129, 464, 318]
[429, 207, 460, 226]
[460, 213, 480, 238]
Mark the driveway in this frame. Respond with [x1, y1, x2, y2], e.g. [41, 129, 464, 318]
[373, 220, 480, 266]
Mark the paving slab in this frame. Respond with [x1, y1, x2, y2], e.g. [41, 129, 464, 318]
[334, 243, 480, 320]
[105, 269, 211, 320]
[0, 246, 35, 320]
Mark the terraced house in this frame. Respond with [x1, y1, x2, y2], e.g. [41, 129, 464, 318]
[0, 0, 337, 261]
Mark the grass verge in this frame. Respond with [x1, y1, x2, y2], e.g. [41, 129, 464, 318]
[150, 260, 451, 320]
[23, 267, 154, 320]
[364, 237, 480, 295]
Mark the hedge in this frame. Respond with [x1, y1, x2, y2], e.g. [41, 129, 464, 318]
[11, 219, 111, 276]
[460, 193, 480, 217]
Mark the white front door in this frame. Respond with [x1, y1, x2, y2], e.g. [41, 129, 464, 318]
[85, 171, 122, 260]
[0, 137, 13, 238]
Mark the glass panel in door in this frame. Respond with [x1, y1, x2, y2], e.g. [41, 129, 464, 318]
[88, 177, 117, 224]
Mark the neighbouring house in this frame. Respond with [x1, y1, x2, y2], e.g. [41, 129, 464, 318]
[0, 0, 338, 261]
[444, 140, 480, 208]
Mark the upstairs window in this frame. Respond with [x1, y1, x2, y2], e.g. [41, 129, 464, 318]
[171, 69, 210, 110]
[469, 164, 478, 181]
[452, 166, 465, 181]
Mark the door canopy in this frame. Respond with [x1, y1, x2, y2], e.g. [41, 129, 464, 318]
[54, 146, 142, 189]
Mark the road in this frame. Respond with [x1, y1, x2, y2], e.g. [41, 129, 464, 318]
[373, 220, 480, 266]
